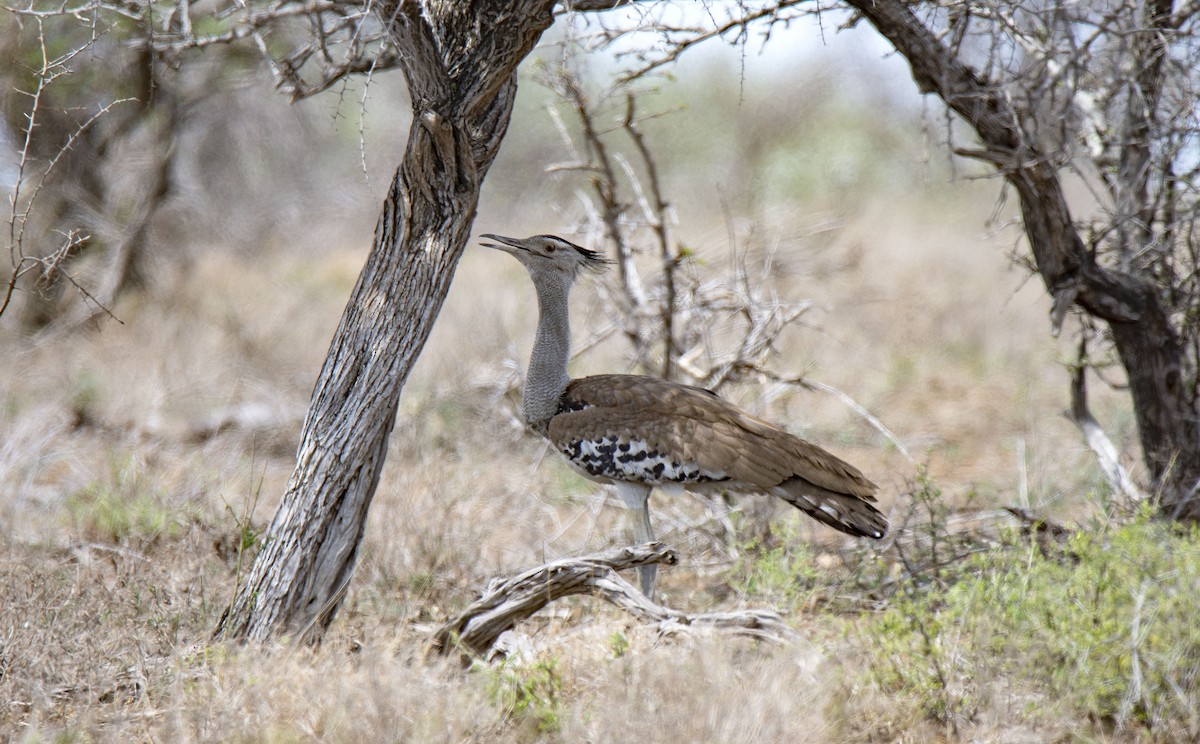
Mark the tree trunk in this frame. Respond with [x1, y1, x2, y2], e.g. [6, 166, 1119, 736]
[214, 0, 557, 644]
[845, 0, 1200, 519]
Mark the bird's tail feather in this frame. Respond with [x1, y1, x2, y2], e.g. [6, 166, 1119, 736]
[772, 478, 888, 539]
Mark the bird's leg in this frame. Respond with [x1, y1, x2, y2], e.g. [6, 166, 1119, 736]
[633, 499, 657, 599]
[616, 483, 657, 599]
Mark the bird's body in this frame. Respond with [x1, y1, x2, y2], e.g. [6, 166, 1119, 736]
[481, 233, 887, 597]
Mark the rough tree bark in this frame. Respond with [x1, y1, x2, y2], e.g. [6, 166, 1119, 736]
[844, 0, 1200, 520]
[213, 0, 558, 643]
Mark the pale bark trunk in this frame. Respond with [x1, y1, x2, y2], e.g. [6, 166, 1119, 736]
[845, 0, 1200, 519]
[214, 0, 557, 643]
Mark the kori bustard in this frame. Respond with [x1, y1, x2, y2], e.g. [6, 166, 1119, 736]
[481, 233, 887, 597]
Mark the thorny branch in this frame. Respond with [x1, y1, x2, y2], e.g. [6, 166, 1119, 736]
[2, 5, 139, 321]
[1, 0, 837, 101]
[5, 0, 397, 102]
[7, 0, 783, 103]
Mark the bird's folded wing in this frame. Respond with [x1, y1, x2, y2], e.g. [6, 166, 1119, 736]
[552, 375, 877, 499]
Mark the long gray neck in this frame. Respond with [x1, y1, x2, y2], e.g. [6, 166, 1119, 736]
[523, 272, 573, 436]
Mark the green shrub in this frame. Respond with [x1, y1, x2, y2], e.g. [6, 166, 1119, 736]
[869, 506, 1200, 736]
[479, 655, 562, 735]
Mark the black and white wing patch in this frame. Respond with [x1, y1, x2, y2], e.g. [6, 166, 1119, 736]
[560, 436, 729, 486]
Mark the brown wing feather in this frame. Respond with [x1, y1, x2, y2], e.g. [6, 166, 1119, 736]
[551, 375, 878, 500]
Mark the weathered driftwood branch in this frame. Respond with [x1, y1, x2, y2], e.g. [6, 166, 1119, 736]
[430, 542, 795, 658]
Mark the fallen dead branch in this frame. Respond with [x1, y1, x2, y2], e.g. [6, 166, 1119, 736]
[429, 542, 795, 659]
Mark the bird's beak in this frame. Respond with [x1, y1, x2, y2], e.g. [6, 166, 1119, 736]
[479, 233, 527, 254]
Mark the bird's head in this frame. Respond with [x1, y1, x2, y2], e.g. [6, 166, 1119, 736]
[479, 233, 610, 282]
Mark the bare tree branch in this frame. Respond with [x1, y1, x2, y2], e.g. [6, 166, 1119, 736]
[621, 93, 678, 378]
[556, 0, 654, 12]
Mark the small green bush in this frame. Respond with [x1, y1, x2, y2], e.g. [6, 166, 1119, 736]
[870, 506, 1200, 736]
[480, 655, 562, 735]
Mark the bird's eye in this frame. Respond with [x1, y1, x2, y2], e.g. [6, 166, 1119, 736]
[545, 244, 556, 253]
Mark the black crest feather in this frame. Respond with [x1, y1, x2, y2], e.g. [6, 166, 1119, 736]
[535, 234, 611, 272]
